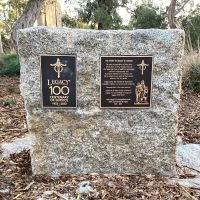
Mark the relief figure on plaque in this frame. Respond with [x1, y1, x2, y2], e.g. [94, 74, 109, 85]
[135, 80, 149, 104]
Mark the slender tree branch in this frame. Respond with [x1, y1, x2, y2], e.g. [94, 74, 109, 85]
[167, 0, 177, 28]
[11, 0, 45, 50]
[175, 0, 191, 15]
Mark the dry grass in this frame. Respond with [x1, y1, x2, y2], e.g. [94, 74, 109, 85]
[182, 38, 200, 91]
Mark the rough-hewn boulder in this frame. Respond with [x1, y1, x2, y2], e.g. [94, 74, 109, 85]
[17, 27, 184, 177]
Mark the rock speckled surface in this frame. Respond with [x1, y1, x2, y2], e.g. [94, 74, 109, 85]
[177, 143, 200, 172]
[17, 27, 184, 177]
[0, 134, 34, 158]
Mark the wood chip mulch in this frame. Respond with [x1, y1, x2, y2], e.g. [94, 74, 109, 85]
[178, 90, 200, 143]
[1, 150, 200, 200]
[0, 76, 28, 144]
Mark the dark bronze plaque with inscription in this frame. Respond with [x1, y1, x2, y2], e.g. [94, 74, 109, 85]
[100, 56, 153, 108]
[41, 55, 76, 108]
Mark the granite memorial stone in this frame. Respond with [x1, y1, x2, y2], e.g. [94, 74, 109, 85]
[17, 27, 184, 177]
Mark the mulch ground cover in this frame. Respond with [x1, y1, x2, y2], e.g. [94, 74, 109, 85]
[0, 76, 200, 199]
[178, 90, 200, 143]
[1, 150, 200, 200]
[0, 76, 28, 144]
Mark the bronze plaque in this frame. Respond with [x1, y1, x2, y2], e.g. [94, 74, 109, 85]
[100, 56, 153, 108]
[41, 55, 76, 108]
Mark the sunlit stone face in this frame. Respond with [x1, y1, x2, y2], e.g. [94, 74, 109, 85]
[17, 27, 184, 177]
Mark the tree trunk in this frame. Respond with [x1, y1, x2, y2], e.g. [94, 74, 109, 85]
[37, 0, 62, 27]
[98, 22, 103, 30]
[0, 35, 3, 54]
[11, 0, 45, 51]
[167, 0, 177, 28]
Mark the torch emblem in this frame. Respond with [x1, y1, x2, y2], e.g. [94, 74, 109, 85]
[50, 58, 67, 78]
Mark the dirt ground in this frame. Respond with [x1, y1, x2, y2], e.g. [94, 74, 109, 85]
[0, 76, 200, 200]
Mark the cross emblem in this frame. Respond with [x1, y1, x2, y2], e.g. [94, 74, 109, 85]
[137, 60, 149, 75]
[50, 58, 67, 78]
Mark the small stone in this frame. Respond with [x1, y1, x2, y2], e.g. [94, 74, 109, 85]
[43, 190, 54, 196]
[176, 143, 200, 173]
[77, 181, 94, 194]
[36, 198, 45, 200]
[169, 176, 200, 189]
[0, 134, 35, 158]
[0, 188, 10, 195]
[58, 193, 75, 200]
[108, 181, 114, 188]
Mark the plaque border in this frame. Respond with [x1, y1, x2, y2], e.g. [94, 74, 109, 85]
[40, 54, 77, 109]
[100, 55, 154, 109]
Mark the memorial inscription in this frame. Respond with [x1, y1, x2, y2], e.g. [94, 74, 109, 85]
[41, 55, 76, 108]
[100, 56, 153, 108]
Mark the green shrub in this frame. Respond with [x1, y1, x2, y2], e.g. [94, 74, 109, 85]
[129, 5, 166, 29]
[189, 64, 200, 92]
[182, 51, 200, 92]
[0, 53, 20, 76]
[3, 98, 15, 107]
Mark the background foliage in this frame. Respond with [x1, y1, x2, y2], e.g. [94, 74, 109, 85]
[182, 7, 200, 50]
[0, 0, 27, 51]
[76, 0, 125, 29]
[129, 5, 166, 29]
[0, 53, 20, 75]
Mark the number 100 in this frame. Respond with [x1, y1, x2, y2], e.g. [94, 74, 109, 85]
[49, 86, 69, 95]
